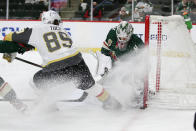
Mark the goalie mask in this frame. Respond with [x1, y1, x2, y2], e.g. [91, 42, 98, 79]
[41, 10, 61, 25]
[116, 21, 133, 44]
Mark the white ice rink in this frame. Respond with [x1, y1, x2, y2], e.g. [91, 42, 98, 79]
[0, 51, 195, 131]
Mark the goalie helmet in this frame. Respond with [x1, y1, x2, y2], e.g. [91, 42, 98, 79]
[41, 10, 61, 24]
[116, 21, 134, 43]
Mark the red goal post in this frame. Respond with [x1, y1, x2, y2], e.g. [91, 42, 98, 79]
[145, 15, 162, 93]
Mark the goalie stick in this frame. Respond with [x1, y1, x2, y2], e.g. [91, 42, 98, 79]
[89, 51, 106, 82]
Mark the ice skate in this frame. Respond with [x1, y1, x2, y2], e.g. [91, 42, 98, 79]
[10, 99, 28, 113]
[102, 95, 122, 110]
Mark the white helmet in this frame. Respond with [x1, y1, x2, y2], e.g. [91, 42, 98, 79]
[116, 21, 134, 43]
[41, 10, 61, 24]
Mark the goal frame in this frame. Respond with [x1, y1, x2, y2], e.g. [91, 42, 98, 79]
[143, 15, 196, 109]
[143, 15, 166, 108]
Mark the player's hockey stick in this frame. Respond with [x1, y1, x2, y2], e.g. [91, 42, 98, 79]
[61, 91, 88, 102]
[15, 57, 43, 68]
[0, 92, 88, 102]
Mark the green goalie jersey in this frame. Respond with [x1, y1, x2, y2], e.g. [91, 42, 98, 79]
[101, 27, 144, 61]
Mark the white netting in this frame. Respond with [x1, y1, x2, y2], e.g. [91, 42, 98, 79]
[147, 15, 196, 109]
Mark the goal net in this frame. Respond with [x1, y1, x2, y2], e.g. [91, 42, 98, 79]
[144, 15, 196, 109]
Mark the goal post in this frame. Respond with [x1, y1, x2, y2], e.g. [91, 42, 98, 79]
[143, 15, 196, 109]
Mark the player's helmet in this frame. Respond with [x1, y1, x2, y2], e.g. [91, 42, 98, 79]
[116, 21, 134, 43]
[41, 10, 61, 25]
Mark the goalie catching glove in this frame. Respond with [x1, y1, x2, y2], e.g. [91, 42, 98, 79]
[3, 53, 17, 63]
[2, 42, 35, 63]
[96, 51, 112, 76]
[17, 43, 35, 54]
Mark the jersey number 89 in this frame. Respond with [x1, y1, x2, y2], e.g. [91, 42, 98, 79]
[43, 32, 72, 52]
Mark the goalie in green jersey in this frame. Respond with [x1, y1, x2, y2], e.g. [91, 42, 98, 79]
[96, 21, 144, 76]
[94, 21, 145, 108]
[0, 40, 34, 113]
[93, 21, 145, 108]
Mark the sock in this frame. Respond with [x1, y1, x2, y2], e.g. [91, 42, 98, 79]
[85, 83, 110, 102]
[96, 88, 110, 102]
[0, 82, 17, 101]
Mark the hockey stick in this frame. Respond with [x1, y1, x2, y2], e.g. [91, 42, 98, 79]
[62, 91, 88, 102]
[15, 57, 43, 68]
[0, 92, 88, 102]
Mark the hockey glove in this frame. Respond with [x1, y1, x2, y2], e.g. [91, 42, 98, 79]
[3, 53, 17, 63]
[96, 51, 112, 76]
[17, 43, 35, 54]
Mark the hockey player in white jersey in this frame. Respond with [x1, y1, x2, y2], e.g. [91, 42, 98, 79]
[4, 10, 121, 110]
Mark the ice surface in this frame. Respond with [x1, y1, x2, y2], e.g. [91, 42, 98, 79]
[0, 51, 195, 131]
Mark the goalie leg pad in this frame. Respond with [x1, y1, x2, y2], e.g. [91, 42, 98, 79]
[96, 51, 112, 76]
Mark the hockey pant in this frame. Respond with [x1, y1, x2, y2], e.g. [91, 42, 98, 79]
[33, 59, 95, 90]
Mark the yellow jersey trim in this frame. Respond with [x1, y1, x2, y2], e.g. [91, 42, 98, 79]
[77, 48, 100, 53]
[43, 51, 80, 67]
[35, 48, 101, 53]
[4, 33, 13, 41]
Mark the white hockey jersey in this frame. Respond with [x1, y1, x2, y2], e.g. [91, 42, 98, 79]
[7, 23, 79, 66]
